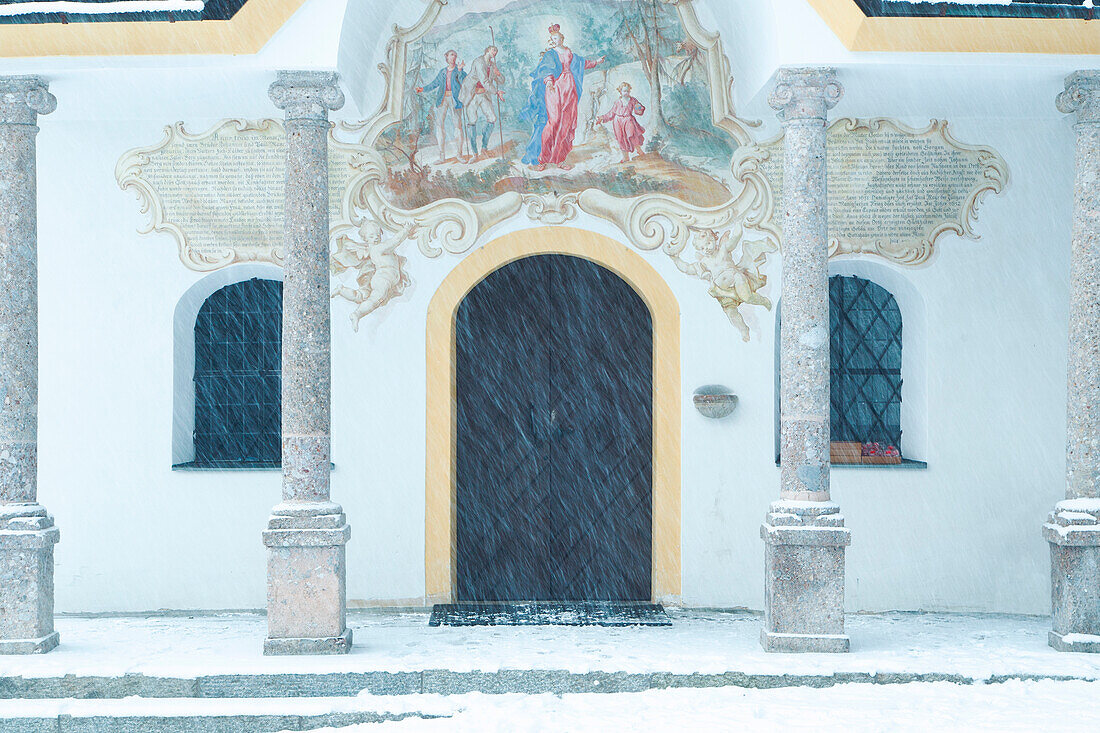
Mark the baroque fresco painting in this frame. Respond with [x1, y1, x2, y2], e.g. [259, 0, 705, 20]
[115, 0, 1008, 341]
[377, 0, 739, 210]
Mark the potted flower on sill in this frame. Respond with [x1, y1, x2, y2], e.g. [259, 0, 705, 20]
[862, 442, 901, 465]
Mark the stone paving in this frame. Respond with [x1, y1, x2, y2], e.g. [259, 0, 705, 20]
[1, 609, 1099, 699]
[1, 609, 1099, 731]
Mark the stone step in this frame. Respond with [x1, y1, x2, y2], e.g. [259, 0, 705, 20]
[0, 696, 449, 733]
[0, 668, 1090, 700]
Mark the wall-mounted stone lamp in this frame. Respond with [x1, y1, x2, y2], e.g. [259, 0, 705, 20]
[693, 385, 738, 419]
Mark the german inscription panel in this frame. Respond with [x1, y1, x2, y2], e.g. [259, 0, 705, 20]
[759, 118, 1009, 265]
[117, 119, 360, 271]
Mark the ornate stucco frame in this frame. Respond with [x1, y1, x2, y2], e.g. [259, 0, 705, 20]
[336, 0, 779, 270]
[117, 118, 367, 271]
[759, 117, 1010, 265]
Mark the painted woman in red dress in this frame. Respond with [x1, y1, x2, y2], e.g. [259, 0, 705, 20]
[520, 24, 605, 171]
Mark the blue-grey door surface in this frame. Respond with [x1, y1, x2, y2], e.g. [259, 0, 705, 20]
[455, 254, 653, 602]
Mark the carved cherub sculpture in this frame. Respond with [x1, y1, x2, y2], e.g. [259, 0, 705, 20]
[331, 219, 417, 331]
[675, 228, 774, 341]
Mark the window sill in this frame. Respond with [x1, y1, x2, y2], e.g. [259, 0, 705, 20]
[831, 458, 927, 470]
[172, 462, 337, 472]
[774, 458, 927, 470]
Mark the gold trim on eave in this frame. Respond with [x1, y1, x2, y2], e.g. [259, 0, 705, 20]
[425, 227, 682, 605]
[808, 0, 1100, 54]
[0, 0, 307, 57]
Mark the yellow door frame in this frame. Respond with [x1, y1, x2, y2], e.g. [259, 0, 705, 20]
[425, 226, 682, 604]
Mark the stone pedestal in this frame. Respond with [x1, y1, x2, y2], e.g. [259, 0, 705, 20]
[1044, 501, 1100, 652]
[1047, 71, 1100, 653]
[0, 505, 59, 654]
[763, 68, 848, 653]
[265, 71, 350, 656]
[761, 501, 850, 653]
[263, 503, 351, 655]
[0, 76, 58, 655]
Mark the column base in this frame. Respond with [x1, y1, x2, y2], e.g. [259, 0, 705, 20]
[760, 629, 850, 653]
[264, 627, 352, 656]
[0, 631, 59, 655]
[1, 505, 60, 655]
[1043, 499, 1100, 653]
[761, 500, 851, 654]
[1048, 630, 1100, 653]
[263, 502, 351, 656]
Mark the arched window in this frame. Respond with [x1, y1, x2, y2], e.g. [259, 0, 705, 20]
[192, 278, 282, 467]
[829, 275, 903, 454]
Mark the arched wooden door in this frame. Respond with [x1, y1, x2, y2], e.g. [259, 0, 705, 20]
[455, 254, 653, 602]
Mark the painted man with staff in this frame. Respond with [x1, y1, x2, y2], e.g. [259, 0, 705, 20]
[459, 44, 506, 162]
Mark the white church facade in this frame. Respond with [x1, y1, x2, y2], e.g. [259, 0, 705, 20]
[0, 0, 1098, 656]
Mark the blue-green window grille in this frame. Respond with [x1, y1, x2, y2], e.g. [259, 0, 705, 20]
[193, 278, 282, 466]
[829, 275, 903, 451]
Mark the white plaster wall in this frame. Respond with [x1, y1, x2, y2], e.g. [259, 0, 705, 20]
[830, 113, 1072, 613]
[18, 0, 1083, 615]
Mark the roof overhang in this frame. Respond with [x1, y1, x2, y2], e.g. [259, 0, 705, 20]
[809, 0, 1100, 54]
[0, 0, 307, 56]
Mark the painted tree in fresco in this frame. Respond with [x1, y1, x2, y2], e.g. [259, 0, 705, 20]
[612, 0, 677, 141]
[407, 37, 442, 131]
[377, 36, 443, 181]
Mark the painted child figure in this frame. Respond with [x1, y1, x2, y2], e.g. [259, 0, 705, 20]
[597, 82, 646, 163]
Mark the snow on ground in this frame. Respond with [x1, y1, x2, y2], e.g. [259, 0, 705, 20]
[292, 681, 1100, 732]
[12, 681, 1098, 732]
[3, 694, 456, 720]
[2, 691, 462, 717]
[2, 609, 1099, 682]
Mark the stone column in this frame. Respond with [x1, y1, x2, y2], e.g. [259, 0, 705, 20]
[761, 68, 850, 654]
[264, 71, 351, 656]
[1045, 70, 1100, 654]
[0, 76, 59, 655]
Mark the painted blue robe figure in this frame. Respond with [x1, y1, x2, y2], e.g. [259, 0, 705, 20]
[520, 24, 604, 170]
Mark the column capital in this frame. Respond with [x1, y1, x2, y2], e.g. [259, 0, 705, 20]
[268, 71, 344, 121]
[0, 76, 56, 126]
[1056, 70, 1100, 125]
[768, 67, 842, 124]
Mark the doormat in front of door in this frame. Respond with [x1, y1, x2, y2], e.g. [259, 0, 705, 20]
[429, 603, 672, 627]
